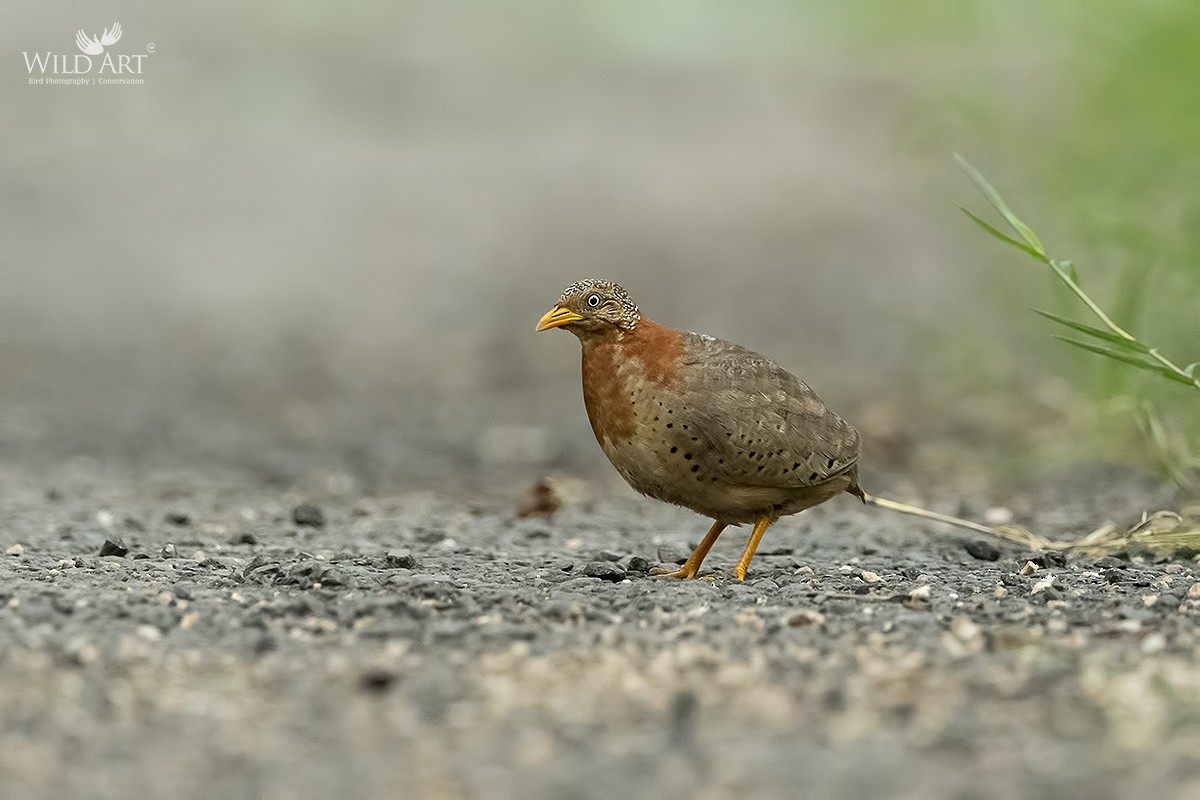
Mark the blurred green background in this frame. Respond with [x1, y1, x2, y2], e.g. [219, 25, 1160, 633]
[3, 2, 1196, 495]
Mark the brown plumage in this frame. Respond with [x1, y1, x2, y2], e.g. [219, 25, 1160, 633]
[537, 279, 863, 580]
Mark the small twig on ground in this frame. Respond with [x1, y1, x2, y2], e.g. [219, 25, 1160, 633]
[863, 493, 1200, 555]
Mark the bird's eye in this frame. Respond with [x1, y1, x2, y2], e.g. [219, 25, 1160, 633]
[586, 293, 601, 308]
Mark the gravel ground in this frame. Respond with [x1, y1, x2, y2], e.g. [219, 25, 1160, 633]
[2, 460, 1198, 799]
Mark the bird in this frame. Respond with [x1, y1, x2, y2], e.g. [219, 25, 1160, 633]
[536, 278, 865, 580]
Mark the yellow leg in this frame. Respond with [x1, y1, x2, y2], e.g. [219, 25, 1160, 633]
[651, 520, 727, 579]
[733, 516, 772, 581]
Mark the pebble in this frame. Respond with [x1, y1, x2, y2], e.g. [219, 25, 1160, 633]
[582, 561, 626, 582]
[292, 503, 326, 527]
[984, 507, 1014, 525]
[515, 479, 562, 519]
[1019, 561, 1039, 576]
[165, 510, 191, 526]
[964, 540, 1001, 561]
[1030, 575, 1057, 594]
[908, 585, 932, 602]
[359, 669, 397, 694]
[787, 608, 826, 627]
[99, 538, 128, 557]
[385, 550, 418, 569]
[160, 543, 177, 559]
[625, 556, 652, 574]
[5, 544, 23, 557]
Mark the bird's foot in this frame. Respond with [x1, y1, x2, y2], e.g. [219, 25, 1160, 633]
[650, 564, 701, 580]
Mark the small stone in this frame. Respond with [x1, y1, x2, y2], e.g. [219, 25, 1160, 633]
[385, 550, 417, 569]
[1187, 582, 1200, 599]
[984, 506, 1013, 525]
[626, 556, 652, 574]
[359, 669, 397, 694]
[1030, 551, 1067, 568]
[160, 543, 177, 559]
[902, 582, 931, 599]
[292, 503, 326, 527]
[594, 550, 623, 562]
[860, 570, 882, 584]
[165, 510, 191, 526]
[949, 615, 985, 653]
[1030, 575, 1057, 594]
[318, 568, 347, 587]
[136, 625, 162, 641]
[5, 544, 23, 557]
[515, 478, 562, 518]
[1141, 632, 1167, 654]
[583, 561, 626, 582]
[231, 531, 258, 545]
[1018, 561, 1039, 576]
[99, 538, 128, 557]
[965, 540, 1001, 561]
[787, 608, 826, 627]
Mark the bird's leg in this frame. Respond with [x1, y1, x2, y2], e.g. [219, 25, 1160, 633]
[732, 516, 773, 581]
[651, 520, 727, 579]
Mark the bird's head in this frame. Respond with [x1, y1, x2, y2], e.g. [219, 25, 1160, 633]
[536, 279, 641, 336]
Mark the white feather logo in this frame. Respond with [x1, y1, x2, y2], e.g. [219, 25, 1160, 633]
[75, 23, 122, 55]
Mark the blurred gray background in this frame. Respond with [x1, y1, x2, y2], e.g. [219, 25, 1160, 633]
[5, 3, 1194, 493]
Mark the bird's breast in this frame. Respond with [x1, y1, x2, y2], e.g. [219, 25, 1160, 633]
[579, 323, 686, 449]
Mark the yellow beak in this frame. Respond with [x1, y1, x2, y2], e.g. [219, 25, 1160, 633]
[536, 305, 584, 332]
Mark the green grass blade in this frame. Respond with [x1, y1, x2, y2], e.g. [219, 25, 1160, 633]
[1055, 337, 1198, 385]
[1031, 309, 1149, 352]
[960, 208, 1046, 262]
[1054, 336, 1158, 370]
[955, 154, 1045, 255]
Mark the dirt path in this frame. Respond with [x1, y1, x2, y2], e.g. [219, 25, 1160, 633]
[1, 462, 1197, 799]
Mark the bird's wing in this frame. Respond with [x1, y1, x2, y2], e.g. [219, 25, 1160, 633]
[673, 333, 860, 489]
[100, 23, 122, 47]
[76, 31, 103, 55]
